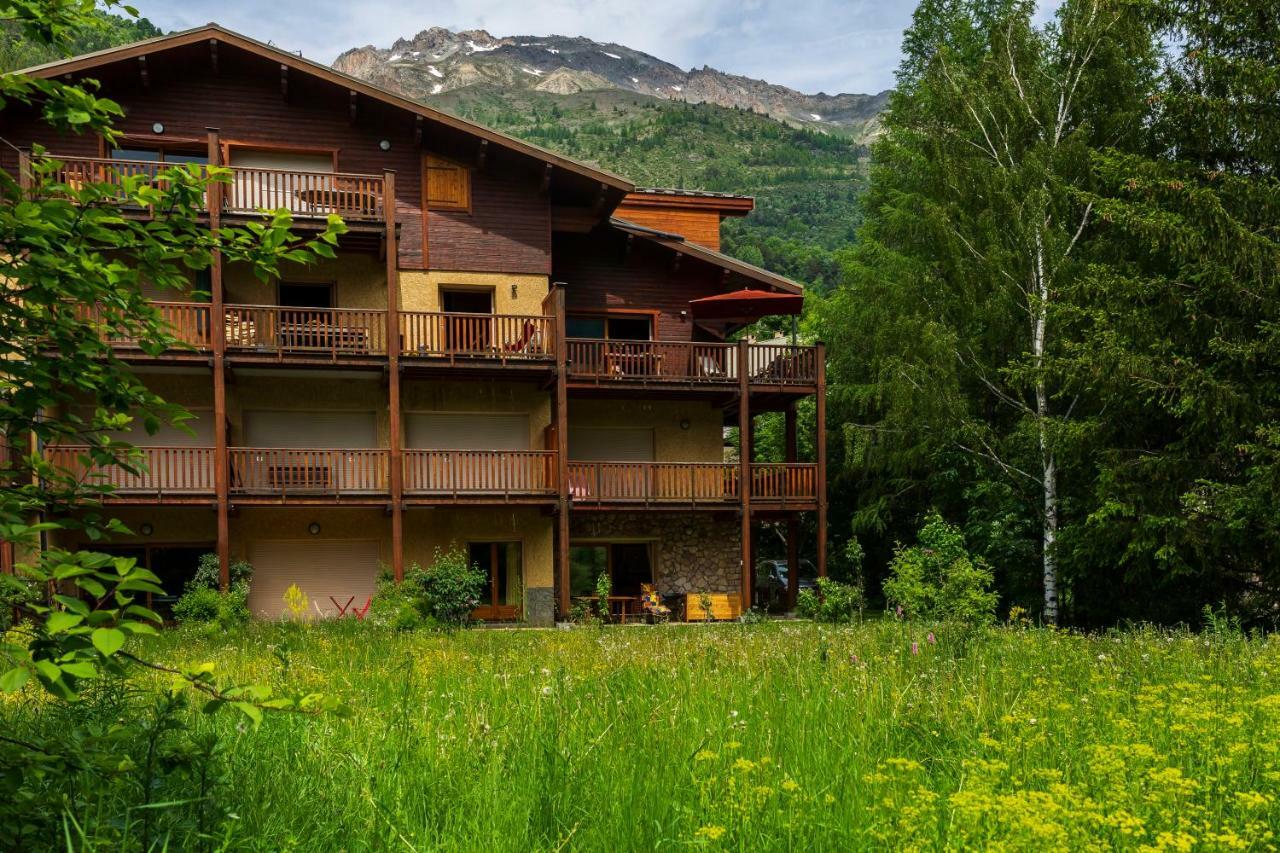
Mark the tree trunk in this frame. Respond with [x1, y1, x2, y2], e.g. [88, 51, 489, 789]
[1033, 227, 1059, 625]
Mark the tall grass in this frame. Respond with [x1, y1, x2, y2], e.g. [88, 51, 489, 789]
[5, 619, 1280, 850]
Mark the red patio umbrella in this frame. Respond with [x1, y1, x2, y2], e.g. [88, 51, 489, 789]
[688, 288, 803, 321]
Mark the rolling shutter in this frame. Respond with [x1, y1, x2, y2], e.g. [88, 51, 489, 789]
[89, 407, 215, 447]
[246, 540, 379, 620]
[424, 154, 471, 211]
[569, 427, 655, 461]
[243, 411, 377, 448]
[228, 150, 333, 213]
[406, 413, 528, 450]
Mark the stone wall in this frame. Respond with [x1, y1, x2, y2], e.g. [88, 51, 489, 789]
[570, 511, 740, 596]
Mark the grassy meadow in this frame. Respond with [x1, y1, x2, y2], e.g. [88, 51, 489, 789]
[5, 619, 1280, 850]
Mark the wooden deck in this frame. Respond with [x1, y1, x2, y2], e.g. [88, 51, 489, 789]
[566, 461, 818, 508]
[566, 339, 818, 389]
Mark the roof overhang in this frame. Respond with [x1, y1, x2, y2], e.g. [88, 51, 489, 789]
[14, 23, 634, 197]
[610, 217, 804, 295]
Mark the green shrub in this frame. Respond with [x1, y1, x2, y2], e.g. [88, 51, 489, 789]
[368, 568, 423, 631]
[173, 553, 252, 626]
[883, 513, 998, 624]
[0, 571, 40, 631]
[418, 548, 487, 628]
[594, 570, 613, 623]
[796, 577, 864, 623]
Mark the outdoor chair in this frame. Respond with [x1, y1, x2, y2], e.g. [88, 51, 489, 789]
[640, 583, 672, 623]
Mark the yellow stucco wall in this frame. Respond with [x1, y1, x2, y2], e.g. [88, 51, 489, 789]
[401, 380, 551, 448]
[223, 253, 388, 309]
[568, 399, 724, 462]
[226, 374, 390, 446]
[230, 507, 391, 565]
[399, 270, 550, 316]
[47, 507, 218, 551]
[402, 506, 553, 595]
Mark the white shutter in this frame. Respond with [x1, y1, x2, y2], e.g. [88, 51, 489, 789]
[247, 540, 379, 620]
[406, 413, 528, 450]
[244, 411, 377, 448]
[569, 427, 655, 461]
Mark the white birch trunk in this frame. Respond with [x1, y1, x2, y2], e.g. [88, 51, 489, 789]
[1032, 226, 1059, 624]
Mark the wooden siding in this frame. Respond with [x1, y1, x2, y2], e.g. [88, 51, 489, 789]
[553, 231, 739, 341]
[612, 204, 722, 250]
[0, 41, 551, 273]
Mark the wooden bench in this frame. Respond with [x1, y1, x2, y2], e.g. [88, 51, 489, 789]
[684, 593, 743, 622]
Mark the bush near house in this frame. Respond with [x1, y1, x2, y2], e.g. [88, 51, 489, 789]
[367, 548, 487, 630]
[172, 553, 252, 626]
[796, 577, 864, 623]
[883, 513, 998, 624]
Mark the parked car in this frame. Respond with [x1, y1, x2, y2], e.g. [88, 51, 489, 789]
[754, 559, 818, 598]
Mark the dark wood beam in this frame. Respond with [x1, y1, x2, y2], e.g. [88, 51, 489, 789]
[384, 169, 403, 582]
[207, 127, 230, 590]
[738, 339, 752, 612]
[476, 139, 488, 169]
[671, 251, 683, 273]
[209, 39, 218, 74]
[540, 164, 553, 194]
[349, 90, 358, 124]
[280, 64, 289, 102]
[137, 55, 149, 89]
[592, 182, 608, 215]
[413, 115, 424, 146]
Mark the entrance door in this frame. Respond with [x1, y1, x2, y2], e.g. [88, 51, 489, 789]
[247, 539, 379, 619]
[441, 288, 493, 353]
[468, 542, 522, 621]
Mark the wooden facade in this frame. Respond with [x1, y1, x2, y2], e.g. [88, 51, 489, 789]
[8, 24, 828, 622]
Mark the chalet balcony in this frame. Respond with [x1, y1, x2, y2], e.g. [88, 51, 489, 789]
[228, 448, 389, 502]
[45, 445, 216, 502]
[399, 312, 556, 364]
[42, 155, 387, 224]
[566, 339, 819, 389]
[402, 450, 558, 502]
[566, 460, 817, 507]
[224, 305, 388, 361]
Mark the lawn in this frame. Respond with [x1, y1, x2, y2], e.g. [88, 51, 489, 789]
[5, 619, 1280, 850]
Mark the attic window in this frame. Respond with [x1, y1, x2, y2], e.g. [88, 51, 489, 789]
[423, 154, 471, 212]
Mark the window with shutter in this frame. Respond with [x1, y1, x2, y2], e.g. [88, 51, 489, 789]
[423, 154, 471, 212]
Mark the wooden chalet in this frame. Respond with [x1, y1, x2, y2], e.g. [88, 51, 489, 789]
[1, 24, 827, 623]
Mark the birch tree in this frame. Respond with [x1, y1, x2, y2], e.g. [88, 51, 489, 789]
[819, 0, 1156, 621]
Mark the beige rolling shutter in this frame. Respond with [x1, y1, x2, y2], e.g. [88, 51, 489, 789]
[244, 411, 377, 448]
[228, 150, 334, 213]
[90, 408, 215, 447]
[569, 427, 655, 461]
[406, 413, 528, 450]
[247, 539, 379, 620]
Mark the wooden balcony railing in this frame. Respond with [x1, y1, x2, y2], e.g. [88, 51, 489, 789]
[400, 312, 555, 360]
[39, 156, 386, 222]
[566, 461, 740, 503]
[750, 463, 818, 502]
[566, 340, 818, 386]
[46, 445, 216, 496]
[224, 305, 387, 358]
[403, 450, 557, 495]
[229, 448, 389, 497]
[77, 301, 212, 351]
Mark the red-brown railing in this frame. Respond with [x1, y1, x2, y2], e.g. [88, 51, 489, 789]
[38, 156, 385, 222]
[566, 339, 738, 382]
[46, 445, 216, 495]
[747, 345, 819, 385]
[566, 461, 739, 503]
[403, 450, 557, 495]
[400, 312, 556, 360]
[77, 301, 212, 351]
[229, 448, 389, 496]
[226, 168, 384, 221]
[565, 340, 820, 385]
[224, 305, 387, 358]
[751, 463, 818, 502]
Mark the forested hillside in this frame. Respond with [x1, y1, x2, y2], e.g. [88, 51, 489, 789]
[0, 10, 159, 71]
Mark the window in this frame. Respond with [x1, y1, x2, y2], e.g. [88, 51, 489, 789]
[111, 146, 209, 164]
[469, 542, 522, 620]
[569, 542, 653, 597]
[278, 282, 333, 308]
[424, 154, 471, 211]
[566, 314, 652, 341]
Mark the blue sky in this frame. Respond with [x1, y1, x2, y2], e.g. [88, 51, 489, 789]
[134, 0, 922, 95]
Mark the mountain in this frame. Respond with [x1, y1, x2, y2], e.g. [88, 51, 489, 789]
[333, 27, 888, 142]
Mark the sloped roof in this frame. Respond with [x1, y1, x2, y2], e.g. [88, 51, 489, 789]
[15, 23, 633, 193]
[611, 218, 803, 295]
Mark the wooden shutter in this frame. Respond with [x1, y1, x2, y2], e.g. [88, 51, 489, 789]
[423, 154, 471, 211]
[569, 427, 655, 461]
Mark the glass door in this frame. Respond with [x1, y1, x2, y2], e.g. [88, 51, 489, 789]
[468, 542, 522, 621]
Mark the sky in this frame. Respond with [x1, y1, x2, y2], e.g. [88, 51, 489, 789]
[133, 0, 924, 95]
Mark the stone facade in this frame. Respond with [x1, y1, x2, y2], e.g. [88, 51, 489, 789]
[570, 511, 741, 596]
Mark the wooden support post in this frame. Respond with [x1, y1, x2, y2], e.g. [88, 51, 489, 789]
[17, 149, 31, 197]
[552, 283, 571, 619]
[207, 128, 230, 590]
[816, 341, 828, 578]
[738, 339, 752, 611]
[785, 402, 799, 609]
[384, 170, 404, 582]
